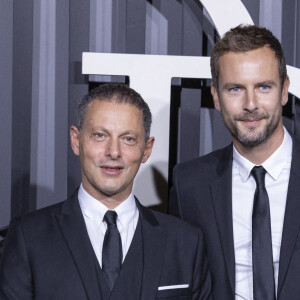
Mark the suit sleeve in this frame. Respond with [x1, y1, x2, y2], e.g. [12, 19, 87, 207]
[192, 232, 212, 300]
[169, 165, 184, 219]
[0, 219, 33, 300]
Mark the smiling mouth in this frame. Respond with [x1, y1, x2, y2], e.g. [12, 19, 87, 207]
[243, 119, 260, 122]
[238, 119, 263, 128]
[102, 167, 122, 170]
[101, 166, 124, 175]
[236, 112, 268, 122]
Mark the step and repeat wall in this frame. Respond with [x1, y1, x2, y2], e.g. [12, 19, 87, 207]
[0, 0, 299, 234]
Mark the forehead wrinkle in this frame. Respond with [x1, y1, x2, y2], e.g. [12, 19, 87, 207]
[81, 102, 145, 139]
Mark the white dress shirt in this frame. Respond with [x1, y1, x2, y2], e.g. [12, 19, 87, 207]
[78, 184, 139, 267]
[233, 128, 292, 300]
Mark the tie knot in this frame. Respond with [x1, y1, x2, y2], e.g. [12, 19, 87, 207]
[251, 166, 266, 186]
[104, 210, 118, 226]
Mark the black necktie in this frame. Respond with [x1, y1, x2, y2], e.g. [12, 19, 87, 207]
[102, 210, 122, 290]
[251, 166, 275, 300]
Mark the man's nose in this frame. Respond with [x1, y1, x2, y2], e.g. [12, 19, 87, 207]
[105, 137, 121, 159]
[243, 89, 258, 112]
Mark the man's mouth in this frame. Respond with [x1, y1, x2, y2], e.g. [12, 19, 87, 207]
[243, 118, 260, 122]
[102, 166, 122, 170]
[235, 112, 268, 123]
[237, 118, 263, 128]
[101, 166, 124, 175]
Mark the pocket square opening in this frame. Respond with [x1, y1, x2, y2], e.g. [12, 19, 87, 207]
[158, 284, 189, 290]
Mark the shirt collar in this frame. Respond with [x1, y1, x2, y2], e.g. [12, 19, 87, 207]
[78, 184, 138, 228]
[233, 127, 292, 182]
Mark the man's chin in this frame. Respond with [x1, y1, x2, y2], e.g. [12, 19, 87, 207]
[100, 188, 121, 197]
[235, 130, 268, 147]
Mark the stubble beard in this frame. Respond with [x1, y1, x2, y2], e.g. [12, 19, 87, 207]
[221, 110, 282, 148]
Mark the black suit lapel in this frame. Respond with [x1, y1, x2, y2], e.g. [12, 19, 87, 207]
[136, 199, 165, 300]
[278, 138, 300, 295]
[56, 192, 102, 300]
[210, 145, 235, 294]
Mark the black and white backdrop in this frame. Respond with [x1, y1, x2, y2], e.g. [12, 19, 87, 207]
[0, 0, 299, 236]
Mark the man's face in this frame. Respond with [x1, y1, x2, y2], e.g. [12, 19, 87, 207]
[211, 46, 289, 149]
[70, 100, 154, 208]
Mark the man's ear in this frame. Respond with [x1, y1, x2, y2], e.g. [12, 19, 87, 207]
[281, 76, 290, 106]
[142, 137, 155, 163]
[70, 126, 80, 156]
[211, 84, 221, 111]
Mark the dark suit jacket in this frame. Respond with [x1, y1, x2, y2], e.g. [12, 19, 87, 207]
[0, 192, 211, 300]
[169, 137, 300, 299]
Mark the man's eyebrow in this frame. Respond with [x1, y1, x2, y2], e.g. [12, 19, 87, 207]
[120, 130, 137, 136]
[255, 80, 277, 87]
[87, 126, 106, 131]
[221, 80, 278, 90]
[222, 83, 245, 90]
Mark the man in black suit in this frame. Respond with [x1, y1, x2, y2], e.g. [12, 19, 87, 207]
[169, 25, 299, 299]
[0, 84, 211, 299]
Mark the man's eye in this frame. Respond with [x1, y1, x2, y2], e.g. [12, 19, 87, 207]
[260, 85, 270, 91]
[230, 87, 241, 92]
[123, 136, 136, 144]
[95, 133, 105, 139]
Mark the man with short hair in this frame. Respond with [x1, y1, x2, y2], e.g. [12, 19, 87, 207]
[0, 84, 211, 299]
[169, 25, 300, 299]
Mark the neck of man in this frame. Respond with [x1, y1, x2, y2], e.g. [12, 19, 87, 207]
[232, 124, 285, 165]
[81, 181, 131, 210]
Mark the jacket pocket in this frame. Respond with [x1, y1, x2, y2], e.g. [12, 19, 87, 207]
[156, 287, 190, 299]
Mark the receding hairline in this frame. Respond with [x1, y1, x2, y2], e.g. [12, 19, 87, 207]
[75, 83, 152, 141]
[80, 97, 148, 141]
[82, 96, 145, 120]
